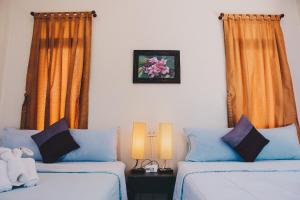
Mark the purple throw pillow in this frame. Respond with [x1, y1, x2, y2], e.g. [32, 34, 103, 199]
[222, 115, 269, 162]
[31, 118, 79, 163]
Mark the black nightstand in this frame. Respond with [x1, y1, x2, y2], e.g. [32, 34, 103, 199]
[127, 172, 176, 200]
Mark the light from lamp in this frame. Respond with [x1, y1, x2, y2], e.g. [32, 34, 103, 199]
[131, 122, 146, 160]
[159, 122, 173, 160]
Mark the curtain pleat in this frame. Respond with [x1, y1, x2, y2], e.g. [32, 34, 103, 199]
[223, 14, 299, 139]
[21, 13, 92, 130]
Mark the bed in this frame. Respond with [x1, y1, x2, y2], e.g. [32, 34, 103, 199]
[0, 161, 127, 200]
[0, 127, 127, 200]
[177, 124, 300, 200]
[174, 160, 300, 200]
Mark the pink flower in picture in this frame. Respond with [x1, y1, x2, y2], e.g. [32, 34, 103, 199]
[139, 56, 172, 78]
[134, 50, 180, 83]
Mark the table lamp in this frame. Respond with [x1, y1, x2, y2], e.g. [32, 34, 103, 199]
[158, 122, 173, 174]
[131, 122, 146, 174]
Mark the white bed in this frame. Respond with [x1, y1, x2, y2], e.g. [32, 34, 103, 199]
[174, 160, 300, 200]
[0, 161, 127, 200]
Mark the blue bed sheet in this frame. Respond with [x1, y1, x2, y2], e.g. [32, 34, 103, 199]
[0, 161, 127, 200]
[174, 160, 300, 200]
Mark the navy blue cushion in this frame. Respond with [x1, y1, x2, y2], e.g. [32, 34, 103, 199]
[31, 119, 79, 163]
[222, 115, 269, 162]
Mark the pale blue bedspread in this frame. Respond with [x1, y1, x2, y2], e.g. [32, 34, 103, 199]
[0, 161, 127, 200]
[174, 160, 300, 200]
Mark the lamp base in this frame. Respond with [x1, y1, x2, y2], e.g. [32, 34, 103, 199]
[131, 168, 146, 174]
[158, 168, 173, 174]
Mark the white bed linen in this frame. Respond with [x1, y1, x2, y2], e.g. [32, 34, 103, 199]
[174, 160, 300, 200]
[0, 161, 127, 200]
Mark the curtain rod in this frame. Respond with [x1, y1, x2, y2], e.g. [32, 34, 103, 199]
[218, 13, 284, 20]
[30, 10, 97, 17]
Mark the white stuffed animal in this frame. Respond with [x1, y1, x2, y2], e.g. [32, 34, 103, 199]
[0, 147, 35, 186]
[0, 159, 12, 192]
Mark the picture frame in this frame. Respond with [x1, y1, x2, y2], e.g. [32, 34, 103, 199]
[133, 50, 180, 83]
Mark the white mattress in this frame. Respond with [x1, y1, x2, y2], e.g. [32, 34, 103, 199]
[0, 161, 127, 200]
[174, 160, 300, 200]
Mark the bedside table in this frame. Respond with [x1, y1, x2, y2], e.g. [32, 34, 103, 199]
[127, 172, 176, 200]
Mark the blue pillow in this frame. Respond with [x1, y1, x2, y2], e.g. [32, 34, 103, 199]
[0, 128, 117, 162]
[257, 124, 300, 160]
[184, 124, 300, 162]
[184, 128, 242, 162]
[0, 128, 42, 160]
[61, 129, 117, 162]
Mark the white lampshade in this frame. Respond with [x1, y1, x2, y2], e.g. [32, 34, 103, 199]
[131, 122, 146, 160]
[159, 123, 173, 160]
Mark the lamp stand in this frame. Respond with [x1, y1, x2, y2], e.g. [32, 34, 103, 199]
[130, 159, 145, 174]
[158, 160, 173, 174]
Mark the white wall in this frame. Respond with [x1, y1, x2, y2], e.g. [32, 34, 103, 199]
[298, 0, 300, 20]
[0, 0, 300, 169]
[0, 0, 11, 116]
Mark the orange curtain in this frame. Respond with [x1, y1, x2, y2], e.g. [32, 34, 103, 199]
[21, 12, 92, 130]
[223, 14, 299, 137]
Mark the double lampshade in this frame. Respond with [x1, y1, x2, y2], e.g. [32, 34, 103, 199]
[131, 122, 172, 160]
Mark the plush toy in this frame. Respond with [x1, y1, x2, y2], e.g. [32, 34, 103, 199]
[0, 147, 38, 187]
[0, 159, 12, 192]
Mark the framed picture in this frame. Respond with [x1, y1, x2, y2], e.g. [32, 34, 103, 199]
[133, 50, 180, 83]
